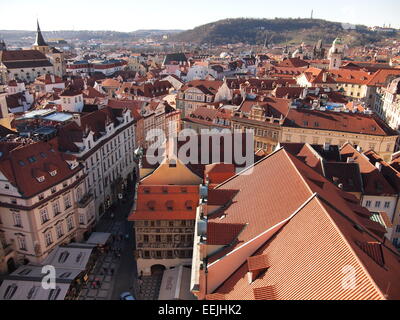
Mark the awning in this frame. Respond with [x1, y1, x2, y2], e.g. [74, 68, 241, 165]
[158, 265, 196, 300]
[86, 232, 112, 246]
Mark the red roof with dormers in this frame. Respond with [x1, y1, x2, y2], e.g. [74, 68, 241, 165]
[0, 139, 81, 198]
[128, 185, 199, 221]
[203, 148, 400, 300]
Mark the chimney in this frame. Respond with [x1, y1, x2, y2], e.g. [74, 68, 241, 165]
[322, 72, 327, 83]
[50, 74, 55, 84]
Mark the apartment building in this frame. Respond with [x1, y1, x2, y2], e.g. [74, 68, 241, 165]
[129, 157, 202, 276]
[0, 139, 95, 266]
[58, 107, 138, 219]
[231, 96, 399, 161]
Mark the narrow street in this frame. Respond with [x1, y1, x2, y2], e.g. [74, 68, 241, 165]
[78, 188, 139, 300]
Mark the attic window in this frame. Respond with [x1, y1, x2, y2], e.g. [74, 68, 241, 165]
[50, 170, 57, 177]
[185, 200, 194, 210]
[166, 200, 174, 211]
[19, 161, 25, 166]
[147, 201, 155, 211]
[28, 156, 37, 163]
[37, 176, 45, 183]
[40, 152, 47, 158]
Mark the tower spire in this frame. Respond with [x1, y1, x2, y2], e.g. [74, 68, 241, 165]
[34, 19, 47, 47]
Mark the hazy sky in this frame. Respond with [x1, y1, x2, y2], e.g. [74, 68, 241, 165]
[1, 0, 399, 31]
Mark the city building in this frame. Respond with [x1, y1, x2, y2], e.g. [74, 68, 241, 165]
[0, 139, 95, 265]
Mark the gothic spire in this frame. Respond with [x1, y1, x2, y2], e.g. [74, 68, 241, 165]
[34, 20, 47, 47]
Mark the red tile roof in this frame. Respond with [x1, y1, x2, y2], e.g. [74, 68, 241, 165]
[201, 148, 400, 300]
[0, 139, 81, 198]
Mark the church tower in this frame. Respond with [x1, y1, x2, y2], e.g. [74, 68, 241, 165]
[328, 37, 344, 70]
[32, 20, 49, 54]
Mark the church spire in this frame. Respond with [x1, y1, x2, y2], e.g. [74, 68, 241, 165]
[34, 19, 47, 47]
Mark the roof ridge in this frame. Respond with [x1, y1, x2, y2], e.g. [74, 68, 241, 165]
[214, 147, 285, 190]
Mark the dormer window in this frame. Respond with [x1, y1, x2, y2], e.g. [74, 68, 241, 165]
[37, 176, 45, 183]
[50, 170, 57, 177]
[147, 201, 155, 211]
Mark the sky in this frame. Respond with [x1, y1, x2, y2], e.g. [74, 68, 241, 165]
[1, 0, 399, 31]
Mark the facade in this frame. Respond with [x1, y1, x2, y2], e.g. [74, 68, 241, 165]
[129, 157, 202, 276]
[176, 80, 224, 117]
[0, 50, 54, 83]
[375, 78, 400, 131]
[57, 107, 138, 219]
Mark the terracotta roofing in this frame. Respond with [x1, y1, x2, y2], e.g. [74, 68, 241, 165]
[204, 148, 400, 300]
[366, 69, 400, 87]
[2, 60, 53, 69]
[60, 86, 82, 97]
[277, 58, 309, 68]
[35, 74, 63, 85]
[0, 50, 48, 62]
[340, 144, 397, 195]
[284, 109, 398, 136]
[128, 185, 199, 221]
[207, 222, 247, 245]
[181, 80, 223, 94]
[0, 139, 81, 198]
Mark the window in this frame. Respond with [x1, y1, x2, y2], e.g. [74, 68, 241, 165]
[45, 232, 53, 247]
[375, 201, 381, 208]
[56, 223, 64, 239]
[79, 214, 85, 225]
[40, 208, 50, 224]
[50, 170, 57, 177]
[39, 193, 45, 201]
[396, 225, 400, 233]
[64, 194, 72, 209]
[17, 236, 26, 251]
[384, 202, 391, 209]
[52, 201, 61, 216]
[66, 216, 74, 231]
[13, 213, 22, 228]
[51, 187, 57, 194]
[143, 235, 149, 243]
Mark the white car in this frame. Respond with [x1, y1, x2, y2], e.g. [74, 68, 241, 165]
[120, 292, 135, 300]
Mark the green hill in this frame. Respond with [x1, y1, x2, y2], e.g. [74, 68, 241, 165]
[171, 18, 398, 46]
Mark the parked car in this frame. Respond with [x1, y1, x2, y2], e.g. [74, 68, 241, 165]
[120, 292, 135, 300]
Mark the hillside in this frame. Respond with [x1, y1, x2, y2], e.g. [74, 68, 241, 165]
[171, 18, 399, 46]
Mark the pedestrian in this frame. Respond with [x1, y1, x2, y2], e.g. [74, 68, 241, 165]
[110, 268, 114, 276]
[96, 279, 101, 288]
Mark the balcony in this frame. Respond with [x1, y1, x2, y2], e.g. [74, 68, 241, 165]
[78, 193, 94, 209]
